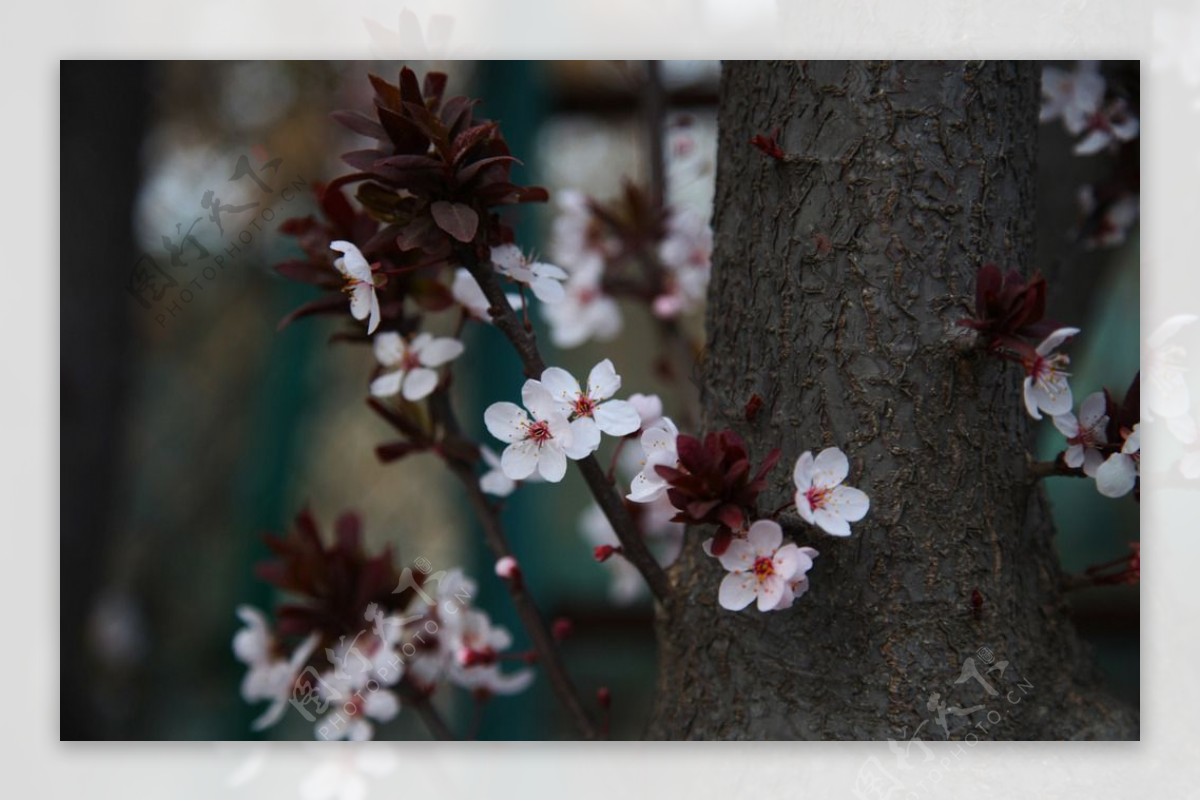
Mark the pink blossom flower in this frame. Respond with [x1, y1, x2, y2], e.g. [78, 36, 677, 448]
[233, 606, 320, 731]
[541, 262, 622, 348]
[330, 241, 381, 334]
[1052, 391, 1109, 476]
[1040, 61, 1106, 133]
[653, 208, 712, 318]
[369, 332, 464, 401]
[717, 520, 808, 612]
[1074, 99, 1140, 155]
[484, 381, 579, 482]
[494, 555, 519, 580]
[793, 447, 870, 537]
[1022, 327, 1080, 420]
[490, 244, 568, 304]
[539, 359, 642, 451]
[626, 418, 680, 503]
[771, 546, 820, 611]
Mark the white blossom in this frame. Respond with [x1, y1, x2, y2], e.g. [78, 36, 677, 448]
[539, 359, 641, 452]
[716, 520, 808, 612]
[1074, 98, 1140, 155]
[626, 418, 680, 503]
[369, 332, 464, 401]
[233, 606, 320, 731]
[1023, 327, 1080, 420]
[653, 208, 712, 319]
[490, 243, 568, 304]
[1040, 61, 1106, 133]
[793, 447, 870, 537]
[484, 380, 581, 483]
[541, 262, 622, 348]
[330, 240, 381, 334]
[1096, 424, 1141, 498]
[1052, 391, 1109, 476]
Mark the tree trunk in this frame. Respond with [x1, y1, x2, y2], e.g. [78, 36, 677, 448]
[648, 61, 1137, 740]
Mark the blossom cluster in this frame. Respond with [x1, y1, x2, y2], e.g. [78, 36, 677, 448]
[625, 415, 870, 612]
[1040, 61, 1139, 155]
[1040, 62, 1140, 250]
[232, 510, 531, 741]
[960, 263, 1141, 500]
[544, 182, 714, 349]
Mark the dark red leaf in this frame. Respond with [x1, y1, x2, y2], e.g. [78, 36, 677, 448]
[455, 155, 519, 185]
[331, 110, 386, 140]
[430, 201, 479, 243]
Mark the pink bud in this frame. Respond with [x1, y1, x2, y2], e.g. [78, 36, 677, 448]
[494, 555, 520, 580]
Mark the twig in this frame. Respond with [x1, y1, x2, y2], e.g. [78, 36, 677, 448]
[460, 248, 673, 604]
[428, 389, 600, 739]
[1028, 456, 1087, 480]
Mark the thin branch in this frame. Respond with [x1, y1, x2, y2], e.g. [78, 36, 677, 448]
[428, 389, 600, 739]
[460, 248, 673, 603]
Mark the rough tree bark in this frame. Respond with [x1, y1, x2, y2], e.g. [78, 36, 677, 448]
[647, 61, 1138, 740]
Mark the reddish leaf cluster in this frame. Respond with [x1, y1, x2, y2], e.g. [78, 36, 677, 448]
[256, 509, 419, 642]
[958, 263, 1061, 349]
[272, 66, 548, 334]
[575, 180, 672, 301]
[655, 430, 781, 555]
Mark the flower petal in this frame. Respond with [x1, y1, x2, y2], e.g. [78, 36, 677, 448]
[366, 290, 381, 335]
[1079, 392, 1107, 428]
[746, 519, 783, 553]
[484, 402, 530, 444]
[812, 447, 849, 488]
[1023, 378, 1042, 420]
[1095, 453, 1137, 498]
[500, 441, 539, 480]
[792, 451, 815, 490]
[349, 284, 373, 321]
[718, 572, 757, 611]
[373, 332, 405, 367]
[537, 443, 568, 482]
[564, 417, 601, 460]
[330, 240, 370, 281]
[718, 538, 757, 572]
[757, 576, 785, 611]
[363, 689, 400, 722]
[794, 489, 814, 524]
[521, 379, 560, 422]
[480, 468, 516, 497]
[369, 369, 404, 398]
[773, 543, 801, 580]
[1052, 412, 1078, 438]
[829, 485, 869, 523]
[490, 243, 524, 273]
[586, 359, 622, 401]
[1036, 327, 1081, 355]
[418, 336, 464, 367]
[530, 276, 565, 304]
[401, 367, 439, 401]
[814, 507, 851, 537]
[539, 367, 582, 408]
[594, 399, 641, 437]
